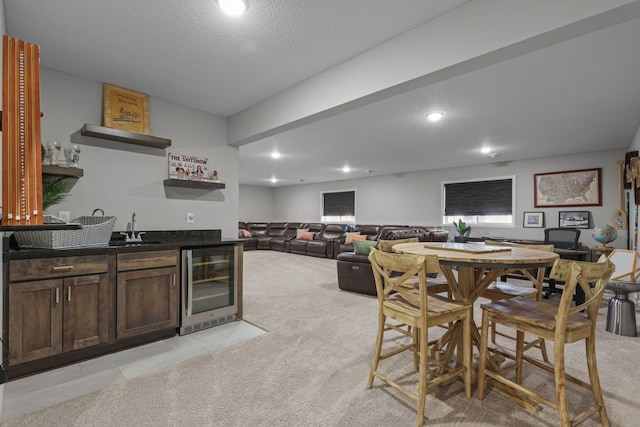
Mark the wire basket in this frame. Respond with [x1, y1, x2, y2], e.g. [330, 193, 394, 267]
[14, 216, 117, 249]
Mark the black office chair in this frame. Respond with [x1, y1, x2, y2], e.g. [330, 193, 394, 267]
[544, 228, 581, 250]
[543, 228, 583, 298]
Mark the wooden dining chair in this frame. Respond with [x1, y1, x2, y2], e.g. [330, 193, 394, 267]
[481, 240, 554, 360]
[477, 258, 615, 427]
[367, 248, 472, 427]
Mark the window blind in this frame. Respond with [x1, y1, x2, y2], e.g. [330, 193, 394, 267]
[444, 179, 512, 216]
[323, 191, 355, 216]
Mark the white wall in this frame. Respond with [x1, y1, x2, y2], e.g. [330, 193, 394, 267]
[239, 184, 275, 222]
[39, 69, 239, 238]
[272, 148, 627, 248]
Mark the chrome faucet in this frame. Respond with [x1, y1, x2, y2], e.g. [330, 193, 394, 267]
[120, 212, 145, 242]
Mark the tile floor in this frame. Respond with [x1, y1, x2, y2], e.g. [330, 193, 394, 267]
[0, 321, 266, 422]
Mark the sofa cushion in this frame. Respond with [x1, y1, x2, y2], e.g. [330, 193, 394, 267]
[348, 234, 367, 244]
[298, 231, 315, 240]
[354, 239, 377, 255]
[296, 228, 309, 238]
[242, 229, 251, 238]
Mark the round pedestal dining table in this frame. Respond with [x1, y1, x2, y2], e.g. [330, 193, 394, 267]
[392, 241, 559, 369]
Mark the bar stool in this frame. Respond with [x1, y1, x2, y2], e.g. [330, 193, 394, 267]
[599, 249, 640, 337]
[605, 281, 640, 337]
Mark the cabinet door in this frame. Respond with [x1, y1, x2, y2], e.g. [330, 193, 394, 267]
[63, 274, 110, 351]
[116, 266, 178, 339]
[8, 279, 63, 365]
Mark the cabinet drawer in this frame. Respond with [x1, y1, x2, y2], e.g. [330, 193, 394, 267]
[117, 250, 178, 271]
[9, 255, 110, 282]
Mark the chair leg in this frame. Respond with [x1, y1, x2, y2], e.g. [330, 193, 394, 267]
[463, 310, 472, 399]
[412, 326, 419, 370]
[538, 338, 549, 362]
[368, 312, 386, 388]
[553, 337, 571, 427]
[585, 336, 610, 426]
[490, 319, 497, 344]
[515, 330, 524, 384]
[477, 309, 490, 400]
[416, 322, 428, 427]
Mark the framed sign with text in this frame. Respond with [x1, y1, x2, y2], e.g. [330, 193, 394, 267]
[102, 83, 149, 134]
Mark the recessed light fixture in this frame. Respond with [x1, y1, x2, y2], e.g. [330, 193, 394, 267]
[342, 166, 351, 173]
[270, 176, 278, 183]
[480, 146, 492, 154]
[487, 153, 499, 158]
[218, 0, 247, 16]
[271, 151, 281, 159]
[426, 111, 444, 122]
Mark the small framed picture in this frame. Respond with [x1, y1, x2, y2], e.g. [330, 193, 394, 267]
[559, 211, 590, 229]
[523, 212, 544, 228]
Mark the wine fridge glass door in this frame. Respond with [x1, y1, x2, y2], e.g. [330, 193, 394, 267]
[182, 245, 238, 325]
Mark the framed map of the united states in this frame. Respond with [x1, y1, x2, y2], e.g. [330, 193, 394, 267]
[534, 168, 602, 208]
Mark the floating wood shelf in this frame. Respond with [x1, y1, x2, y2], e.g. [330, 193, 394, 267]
[163, 179, 225, 190]
[42, 165, 84, 178]
[81, 124, 171, 149]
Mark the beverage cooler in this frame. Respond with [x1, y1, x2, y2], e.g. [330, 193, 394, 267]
[180, 244, 238, 335]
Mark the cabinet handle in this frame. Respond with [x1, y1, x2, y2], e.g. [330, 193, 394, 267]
[68, 286, 72, 301]
[55, 287, 60, 304]
[52, 265, 74, 271]
[172, 274, 176, 288]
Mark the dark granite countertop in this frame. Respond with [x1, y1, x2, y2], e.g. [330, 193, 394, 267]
[3, 229, 241, 260]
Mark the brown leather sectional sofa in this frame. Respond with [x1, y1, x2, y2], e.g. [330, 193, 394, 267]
[238, 222, 448, 257]
[239, 221, 449, 296]
[239, 222, 348, 258]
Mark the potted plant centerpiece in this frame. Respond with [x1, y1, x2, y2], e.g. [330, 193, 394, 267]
[453, 220, 471, 242]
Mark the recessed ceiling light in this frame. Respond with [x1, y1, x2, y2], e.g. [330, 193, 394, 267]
[481, 146, 492, 154]
[426, 111, 444, 122]
[218, 0, 247, 16]
[342, 166, 351, 173]
[271, 151, 281, 159]
[270, 177, 277, 183]
[487, 153, 499, 158]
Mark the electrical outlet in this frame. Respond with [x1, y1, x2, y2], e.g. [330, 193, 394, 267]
[187, 213, 195, 224]
[58, 211, 71, 222]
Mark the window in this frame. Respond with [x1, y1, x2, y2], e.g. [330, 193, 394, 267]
[442, 176, 515, 227]
[321, 190, 355, 223]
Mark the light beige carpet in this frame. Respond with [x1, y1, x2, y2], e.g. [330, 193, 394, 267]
[2, 251, 639, 426]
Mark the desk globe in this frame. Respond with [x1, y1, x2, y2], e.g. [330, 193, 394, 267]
[592, 225, 618, 246]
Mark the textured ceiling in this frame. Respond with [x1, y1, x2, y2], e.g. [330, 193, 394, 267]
[238, 16, 640, 186]
[4, 0, 467, 117]
[4, 1, 640, 187]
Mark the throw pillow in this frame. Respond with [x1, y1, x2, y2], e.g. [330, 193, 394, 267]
[298, 231, 315, 240]
[296, 228, 310, 238]
[354, 239, 377, 255]
[344, 231, 361, 243]
[348, 234, 367, 244]
[242, 229, 251, 238]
